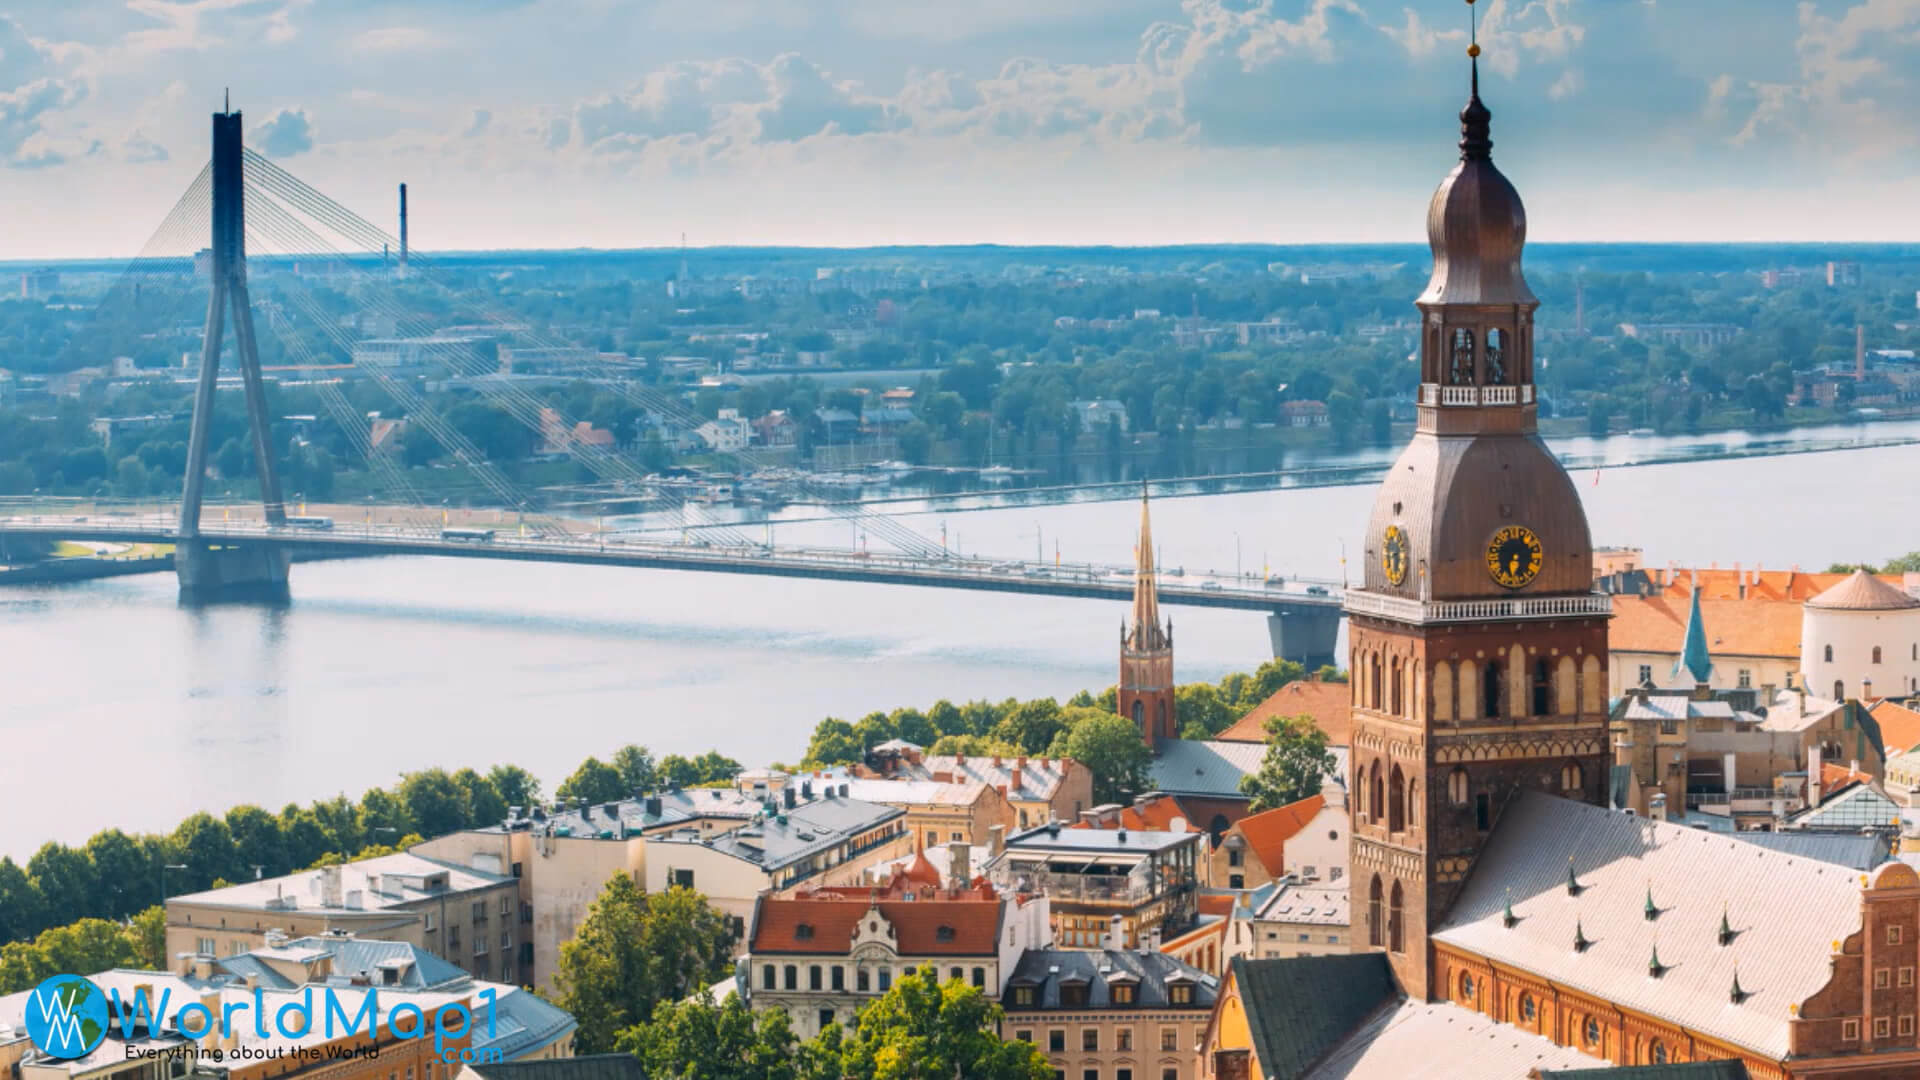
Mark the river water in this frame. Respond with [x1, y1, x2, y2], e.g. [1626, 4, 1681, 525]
[4, 422, 1919, 859]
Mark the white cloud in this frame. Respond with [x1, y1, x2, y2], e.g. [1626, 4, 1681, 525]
[256, 107, 314, 156]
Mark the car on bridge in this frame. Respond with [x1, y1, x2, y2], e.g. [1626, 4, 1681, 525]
[1265, 574, 1287, 588]
[1200, 581, 1223, 592]
[1306, 585, 1330, 596]
[442, 527, 497, 543]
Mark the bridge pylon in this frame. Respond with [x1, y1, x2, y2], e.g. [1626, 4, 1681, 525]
[177, 104, 292, 602]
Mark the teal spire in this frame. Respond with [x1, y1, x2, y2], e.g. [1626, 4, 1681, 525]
[1730, 965, 1746, 1004]
[1503, 888, 1518, 929]
[1649, 939, 1665, 978]
[1674, 584, 1714, 686]
[1574, 919, 1591, 953]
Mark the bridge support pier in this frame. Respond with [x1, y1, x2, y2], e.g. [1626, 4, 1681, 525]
[176, 542, 290, 604]
[1267, 605, 1341, 670]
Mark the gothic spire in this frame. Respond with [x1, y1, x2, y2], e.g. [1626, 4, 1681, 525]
[1459, 56, 1492, 161]
[1676, 583, 1714, 686]
[1128, 484, 1166, 650]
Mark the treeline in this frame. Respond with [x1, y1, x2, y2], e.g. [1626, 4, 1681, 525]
[0, 744, 742, 948]
[1826, 551, 1920, 575]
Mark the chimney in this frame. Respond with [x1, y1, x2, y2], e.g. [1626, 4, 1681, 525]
[1012, 758, 1026, 791]
[320, 864, 343, 908]
[1107, 914, 1124, 951]
[196, 991, 222, 1049]
[947, 842, 971, 888]
[988, 824, 1006, 858]
[784, 786, 796, 809]
[645, 795, 662, 817]
[398, 183, 409, 273]
[1147, 927, 1162, 952]
[1736, 562, 1745, 600]
[1724, 752, 1737, 797]
[955, 752, 966, 766]
[1649, 792, 1668, 822]
[1808, 745, 1824, 808]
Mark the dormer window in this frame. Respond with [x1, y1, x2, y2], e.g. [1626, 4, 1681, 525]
[795, 923, 814, 941]
[1112, 983, 1135, 1005]
[936, 926, 955, 943]
[1060, 981, 1089, 1007]
[1013, 985, 1035, 1006]
[1168, 982, 1194, 1005]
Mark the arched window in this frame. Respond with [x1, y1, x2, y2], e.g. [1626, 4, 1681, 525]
[1561, 761, 1583, 793]
[1407, 777, 1420, 827]
[1458, 971, 1475, 1001]
[1518, 993, 1536, 1024]
[1484, 660, 1502, 719]
[1369, 760, 1385, 826]
[1368, 876, 1384, 948]
[1873, 646, 1883, 664]
[1448, 767, 1469, 807]
[1388, 882, 1404, 953]
[1391, 658, 1404, 717]
[1155, 699, 1167, 735]
[1835, 680, 1846, 701]
[1388, 765, 1406, 833]
[1485, 328, 1508, 385]
[1651, 1040, 1668, 1065]
[784, 965, 797, 990]
[1825, 644, 1835, 662]
[1449, 328, 1476, 385]
[1370, 654, 1383, 711]
[1532, 658, 1552, 716]
[1583, 1017, 1601, 1048]
[1131, 699, 1144, 725]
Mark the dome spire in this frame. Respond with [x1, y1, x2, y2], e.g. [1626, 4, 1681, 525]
[1460, 1, 1492, 161]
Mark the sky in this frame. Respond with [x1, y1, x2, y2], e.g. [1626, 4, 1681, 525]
[3, 0, 1920, 258]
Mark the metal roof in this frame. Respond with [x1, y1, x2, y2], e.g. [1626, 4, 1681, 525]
[1148, 738, 1269, 798]
[1229, 954, 1396, 1079]
[1730, 830, 1889, 870]
[1431, 791, 1862, 1060]
[1253, 882, 1350, 926]
[1001, 823, 1200, 855]
[1304, 999, 1609, 1079]
[1788, 782, 1902, 831]
[655, 794, 904, 872]
[171, 851, 510, 912]
[1002, 948, 1216, 1011]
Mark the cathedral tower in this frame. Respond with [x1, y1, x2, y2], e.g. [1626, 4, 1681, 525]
[1121, 490, 1177, 747]
[1346, 54, 1611, 999]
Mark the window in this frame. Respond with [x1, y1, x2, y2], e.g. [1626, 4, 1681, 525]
[1083, 1071, 1099, 1080]
[1738, 669, 1752, 689]
[1161, 1028, 1179, 1052]
[1484, 660, 1502, 718]
[1297, 933, 1310, 943]
[936, 925, 956, 942]
[196, 937, 216, 954]
[810, 966, 823, 990]
[1476, 793, 1491, 832]
[447, 926, 460, 949]
[926, 830, 937, 847]
[784, 965, 797, 990]
[1015, 1030, 1033, 1045]
[1902, 967, 1914, 987]
[1876, 1017, 1891, 1039]
[1448, 768, 1469, 807]
[1368, 876, 1384, 948]
[511, 861, 522, 878]
[1519, 994, 1536, 1023]
[1532, 658, 1551, 716]
[1013, 985, 1033, 1005]
[1843, 1019, 1860, 1041]
[972, 967, 985, 988]
[1388, 765, 1406, 833]
[1062, 982, 1089, 1007]
[1162, 1069, 1179, 1080]
[1903, 1016, 1915, 1037]
[1116, 1029, 1132, 1052]
[1892, 926, 1905, 945]
[1637, 664, 1653, 686]
[1113, 983, 1135, 1004]
[1879, 968, 1893, 989]
[879, 966, 893, 991]
[1169, 983, 1193, 1005]
[1826, 644, 1835, 662]
[472, 901, 487, 922]
[1874, 646, 1883, 664]
[1458, 972, 1475, 1001]
[1485, 328, 1508, 385]
[1561, 761, 1583, 793]
[818, 1008, 835, 1031]
[1227, 849, 1243, 868]
[1049, 1030, 1065, 1052]
[951, 967, 963, 983]
[1229, 875, 1245, 889]
[832, 966, 845, 991]
[1388, 883, 1404, 954]
[795, 923, 814, 941]
[1118, 1071, 1132, 1080]
[1083, 1030, 1099, 1051]
[673, 868, 695, 889]
[424, 913, 437, 932]
[1583, 1017, 1600, 1047]
[501, 931, 510, 950]
[501, 896, 512, 915]
[1448, 328, 1475, 385]
[1651, 1041, 1668, 1064]
[952, 832, 964, 842]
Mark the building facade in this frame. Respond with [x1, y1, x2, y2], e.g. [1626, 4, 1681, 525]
[986, 824, 1201, 951]
[1002, 948, 1217, 1080]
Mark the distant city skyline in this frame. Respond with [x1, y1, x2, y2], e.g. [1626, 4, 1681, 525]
[3, 0, 1919, 259]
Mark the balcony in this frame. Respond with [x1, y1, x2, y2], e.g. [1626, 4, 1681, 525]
[992, 869, 1156, 906]
[1345, 590, 1611, 625]
[1421, 384, 1535, 407]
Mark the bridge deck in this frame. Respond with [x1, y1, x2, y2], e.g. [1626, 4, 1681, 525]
[0, 515, 1344, 613]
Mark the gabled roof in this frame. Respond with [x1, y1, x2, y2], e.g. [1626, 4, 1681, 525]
[1789, 780, 1901, 831]
[1068, 794, 1204, 834]
[1304, 999, 1606, 1079]
[1149, 738, 1267, 798]
[1869, 699, 1920, 753]
[1608, 592, 1801, 661]
[907, 754, 1074, 802]
[1218, 678, 1352, 746]
[1227, 954, 1395, 1079]
[1432, 791, 1862, 1060]
[748, 891, 1004, 956]
[1806, 569, 1920, 611]
[1229, 795, 1327, 876]
[1003, 949, 1215, 1011]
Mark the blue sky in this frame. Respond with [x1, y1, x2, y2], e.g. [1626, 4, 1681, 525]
[3, 0, 1919, 257]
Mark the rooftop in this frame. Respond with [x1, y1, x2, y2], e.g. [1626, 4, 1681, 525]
[1148, 738, 1270, 799]
[650, 792, 904, 874]
[1223, 954, 1396, 1079]
[1001, 823, 1200, 856]
[1002, 948, 1216, 1011]
[1303, 999, 1608, 1079]
[1431, 791, 1863, 1059]
[1217, 678, 1352, 746]
[515, 785, 771, 837]
[840, 777, 989, 807]
[1252, 880, 1349, 926]
[1806, 569, 1920, 612]
[749, 884, 1007, 957]
[1228, 794, 1328, 878]
[170, 851, 510, 913]
[903, 753, 1077, 802]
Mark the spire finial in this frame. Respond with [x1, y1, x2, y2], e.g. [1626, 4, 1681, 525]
[1459, 0, 1492, 161]
[1645, 880, 1658, 920]
[1566, 855, 1580, 896]
[1719, 902, 1735, 946]
[1730, 963, 1746, 1003]
[1573, 918, 1590, 953]
[1502, 888, 1518, 929]
[224, 87, 230, 113]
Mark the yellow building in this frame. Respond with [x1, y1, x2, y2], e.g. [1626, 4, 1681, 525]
[1003, 948, 1217, 1080]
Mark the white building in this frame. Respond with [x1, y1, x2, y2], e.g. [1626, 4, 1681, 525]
[1800, 569, 1920, 700]
[695, 407, 753, 452]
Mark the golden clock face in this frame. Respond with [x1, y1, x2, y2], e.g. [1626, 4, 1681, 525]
[1486, 525, 1545, 589]
[1381, 525, 1410, 586]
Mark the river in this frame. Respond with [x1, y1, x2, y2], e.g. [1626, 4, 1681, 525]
[4, 424, 1919, 859]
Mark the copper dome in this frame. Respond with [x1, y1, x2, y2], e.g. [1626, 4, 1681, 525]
[1416, 68, 1536, 310]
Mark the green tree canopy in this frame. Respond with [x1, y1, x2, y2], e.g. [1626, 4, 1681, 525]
[1047, 710, 1151, 805]
[556, 757, 628, 805]
[837, 967, 1052, 1080]
[551, 875, 735, 1053]
[803, 718, 865, 770]
[1239, 714, 1339, 812]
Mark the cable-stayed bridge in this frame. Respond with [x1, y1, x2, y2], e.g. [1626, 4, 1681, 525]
[0, 105, 1345, 665]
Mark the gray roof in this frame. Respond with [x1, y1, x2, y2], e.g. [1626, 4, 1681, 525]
[472, 986, 580, 1061]
[1729, 830, 1889, 870]
[1431, 791, 1862, 1059]
[1227, 954, 1396, 1079]
[1149, 738, 1268, 798]
[1788, 781, 1902, 831]
[466, 1055, 646, 1080]
[907, 755, 1074, 801]
[1303, 999, 1607, 1079]
[520, 786, 770, 837]
[294, 935, 467, 989]
[171, 851, 510, 912]
[1001, 823, 1200, 855]
[1003, 948, 1216, 1011]
[653, 793, 904, 873]
[1252, 881, 1349, 926]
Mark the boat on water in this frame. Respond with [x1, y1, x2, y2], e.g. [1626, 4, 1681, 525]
[979, 465, 1016, 483]
[866, 460, 916, 475]
[1628, 428, 1655, 437]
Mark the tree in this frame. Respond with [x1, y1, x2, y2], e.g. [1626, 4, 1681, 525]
[1239, 715, 1338, 812]
[170, 814, 237, 892]
[27, 843, 96, 923]
[836, 967, 1052, 1080]
[804, 718, 865, 769]
[1174, 683, 1234, 736]
[398, 769, 471, 838]
[454, 768, 509, 827]
[225, 804, 290, 880]
[556, 757, 628, 805]
[620, 990, 822, 1080]
[1048, 712, 1151, 804]
[890, 708, 940, 747]
[82, 830, 148, 919]
[0, 858, 46, 943]
[129, 906, 166, 970]
[551, 875, 734, 1053]
[488, 764, 543, 809]
[611, 745, 658, 792]
[1246, 658, 1307, 702]
[990, 699, 1065, 756]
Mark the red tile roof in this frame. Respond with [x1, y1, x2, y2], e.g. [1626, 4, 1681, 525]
[1609, 591, 1803, 660]
[750, 893, 1004, 956]
[1218, 679, 1351, 746]
[1872, 700, 1920, 754]
[1229, 795, 1325, 877]
[1067, 794, 1203, 833]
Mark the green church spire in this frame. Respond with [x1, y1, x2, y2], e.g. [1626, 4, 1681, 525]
[1674, 583, 1713, 686]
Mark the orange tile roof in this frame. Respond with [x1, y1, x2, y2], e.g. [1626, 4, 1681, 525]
[1067, 794, 1203, 833]
[1218, 678, 1352, 746]
[1197, 894, 1239, 918]
[751, 892, 1004, 955]
[1608, 591, 1803, 660]
[1230, 794, 1325, 877]
[1871, 701, 1920, 754]
[1819, 761, 1872, 797]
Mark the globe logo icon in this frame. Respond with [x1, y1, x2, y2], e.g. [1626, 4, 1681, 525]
[24, 975, 109, 1060]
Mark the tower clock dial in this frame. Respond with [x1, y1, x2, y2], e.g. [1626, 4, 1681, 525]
[1485, 525, 1544, 589]
[1382, 525, 1410, 586]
